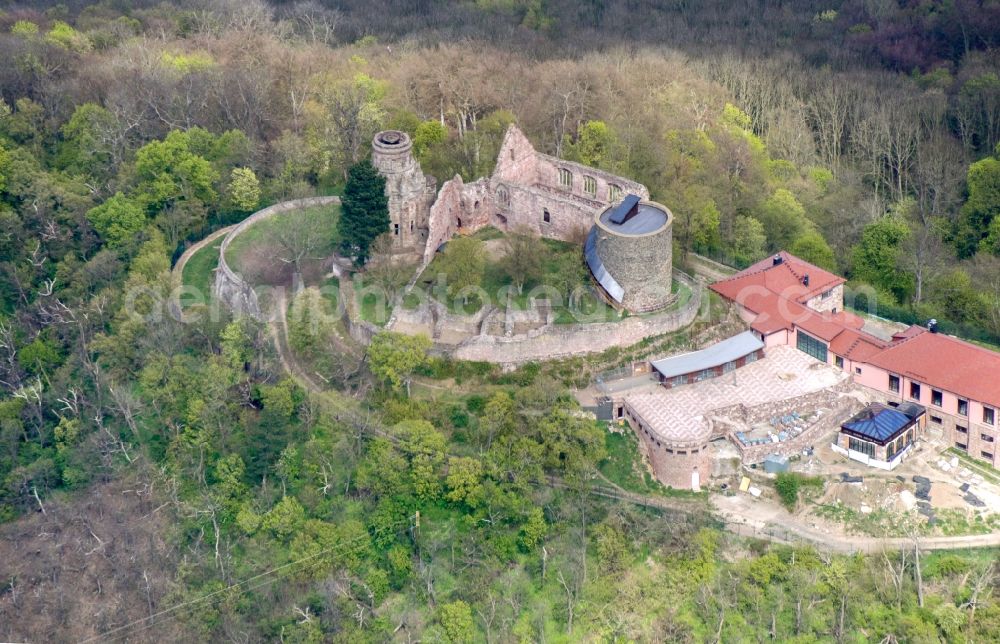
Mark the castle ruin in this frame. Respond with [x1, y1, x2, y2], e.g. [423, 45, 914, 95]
[372, 125, 650, 266]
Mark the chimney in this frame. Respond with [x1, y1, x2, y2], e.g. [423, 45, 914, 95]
[802, 273, 810, 287]
[928, 319, 938, 333]
[772, 255, 783, 266]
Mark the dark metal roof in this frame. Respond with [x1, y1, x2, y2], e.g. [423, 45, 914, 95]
[841, 405, 916, 443]
[650, 331, 764, 379]
[599, 201, 668, 235]
[608, 194, 641, 224]
[585, 227, 624, 303]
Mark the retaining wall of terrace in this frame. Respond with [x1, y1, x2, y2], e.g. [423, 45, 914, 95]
[214, 196, 341, 321]
[450, 272, 703, 365]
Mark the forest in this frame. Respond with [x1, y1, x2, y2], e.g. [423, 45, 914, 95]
[0, 0, 999, 641]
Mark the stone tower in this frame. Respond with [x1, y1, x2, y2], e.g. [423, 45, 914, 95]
[371, 130, 435, 254]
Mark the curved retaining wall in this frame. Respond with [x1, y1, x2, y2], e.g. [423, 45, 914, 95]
[214, 196, 341, 321]
[450, 272, 703, 365]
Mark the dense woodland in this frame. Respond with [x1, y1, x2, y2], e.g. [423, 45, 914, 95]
[0, 1, 999, 641]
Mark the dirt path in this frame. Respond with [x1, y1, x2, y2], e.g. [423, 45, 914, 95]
[175, 226, 999, 554]
[713, 493, 1000, 553]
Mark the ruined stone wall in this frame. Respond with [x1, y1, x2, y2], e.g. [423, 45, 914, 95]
[214, 196, 341, 321]
[451, 274, 702, 365]
[372, 131, 434, 253]
[424, 176, 493, 265]
[419, 125, 652, 261]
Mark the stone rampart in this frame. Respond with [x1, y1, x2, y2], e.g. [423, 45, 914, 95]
[214, 196, 341, 321]
[451, 272, 703, 365]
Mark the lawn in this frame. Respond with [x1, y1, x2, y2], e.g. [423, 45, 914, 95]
[599, 427, 699, 498]
[180, 241, 220, 308]
[421, 235, 624, 322]
[226, 203, 341, 285]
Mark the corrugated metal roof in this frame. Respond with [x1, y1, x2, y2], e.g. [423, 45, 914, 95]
[842, 406, 914, 443]
[650, 331, 764, 380]
[585, 227, 624, 303]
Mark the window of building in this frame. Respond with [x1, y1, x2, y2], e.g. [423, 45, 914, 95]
[848, 437, 876, 458]
[889, 374, 900, 394]
[931, 415, 942, 424]
[855, 367, 862, 374]
[910, 382, 921, 401]
[609, 184, 622, 201]
[982, 451, 994, 460]
[695, 368, 715, 382]
[888, 401, 900, 408]
[745, 351, 758, 363]
[617, 406, 623, 419]
[932, 389, 943, 407]
[496, 186, 510, 207]
[985, 407, 996, 426]
[723, 361, 736, 373]
[958, 399, 968, 416]
[981, 433, 995, 444]
[677, 450, 687, 455]
[542, 208, 550, 223]
[583, 175, 597, 196]
[796, 331, 828, 362]
[510, 148, 515, 161]
[821, 289, 833, 300]
[835, 356, 844, 369]
[957, 425, 968, 434]
[956, 441, 967, 451]
[394, 223, 399, 236]
[672, 374, 686, 387]
[558, 168, 572, 188]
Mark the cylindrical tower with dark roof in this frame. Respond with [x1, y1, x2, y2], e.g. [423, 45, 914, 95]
[586, 196, 674, 313]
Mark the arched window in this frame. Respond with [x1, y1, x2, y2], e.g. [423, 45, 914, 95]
[543, 208, 550, 223]
[583, 176, 597, 196]
[558, 168, 573, 189]
[609, 184, 622, 201]
[496, 186, 510, 208]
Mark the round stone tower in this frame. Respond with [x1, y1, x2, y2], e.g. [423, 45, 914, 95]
[371, 130, 433, 253]
[589, 198, 674, 312]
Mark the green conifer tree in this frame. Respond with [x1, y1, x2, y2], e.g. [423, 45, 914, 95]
[338, 160, 388, 264]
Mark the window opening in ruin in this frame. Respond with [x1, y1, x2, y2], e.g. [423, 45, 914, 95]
[609, 184, 622, 201]
[394, 223, 399, 236]
[457, 218, 463, 229]
[584, 176, 597, 196]
[559, 168, 572, 188]
[410, 219, 414, 232]
[543, 209, 550, 223]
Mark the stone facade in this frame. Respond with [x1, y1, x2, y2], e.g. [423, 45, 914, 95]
[371, 131, 437, 255]
[214, 196, 341, 321]
[623, 405, 712, 490]
[592, 200, 674, 312]
[804, 284, 845, 314]
[371, 124, 650, 265]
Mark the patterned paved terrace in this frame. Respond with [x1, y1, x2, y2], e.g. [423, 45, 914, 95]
[625, 346, 849, 443]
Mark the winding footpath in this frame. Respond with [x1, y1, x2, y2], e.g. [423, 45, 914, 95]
[171, 233, 1000, 554]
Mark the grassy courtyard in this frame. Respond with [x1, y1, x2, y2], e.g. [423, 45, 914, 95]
[225, 203, 341, 286]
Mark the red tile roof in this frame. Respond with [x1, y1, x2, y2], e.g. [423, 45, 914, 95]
[713, 251, 845, 305]
[829, 328, 889, 362]
[865, 327, 1000, 408]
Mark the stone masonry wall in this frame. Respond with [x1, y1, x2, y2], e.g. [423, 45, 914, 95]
[451, 273, 702, 365]
[805, 284, 845, 314]
[214, 196, 341, 322]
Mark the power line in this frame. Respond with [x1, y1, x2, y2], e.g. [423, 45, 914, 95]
[83, 515, 416, 644]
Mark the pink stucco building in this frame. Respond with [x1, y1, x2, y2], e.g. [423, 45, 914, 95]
[711, 251, 1000, 468]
